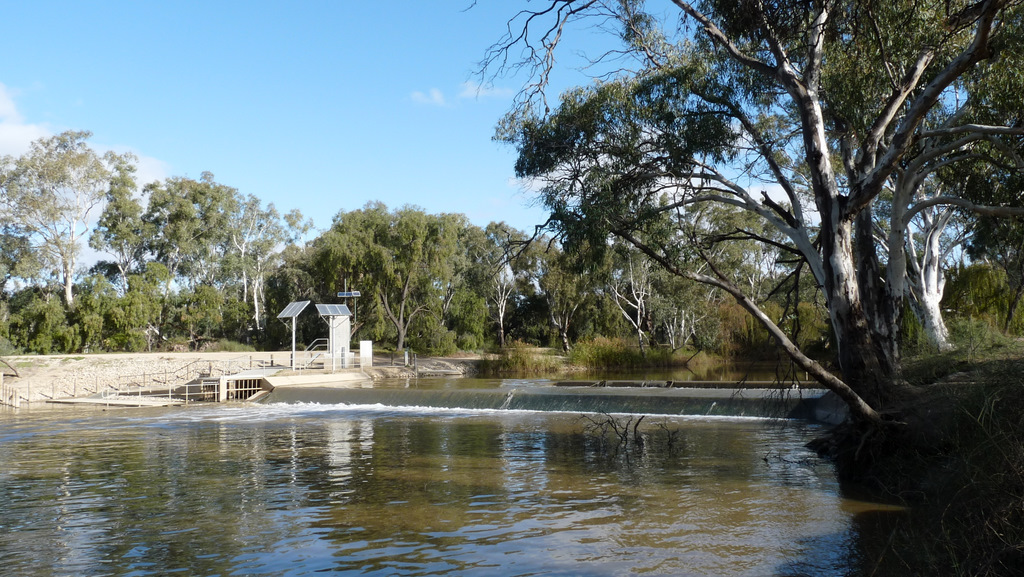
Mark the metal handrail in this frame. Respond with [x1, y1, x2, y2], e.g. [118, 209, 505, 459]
[305, 338, 329, 352]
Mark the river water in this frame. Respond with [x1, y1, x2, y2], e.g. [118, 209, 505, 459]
[0, 378, 891, 576]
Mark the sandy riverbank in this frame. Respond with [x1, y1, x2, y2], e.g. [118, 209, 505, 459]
[0, 351, 479, 405]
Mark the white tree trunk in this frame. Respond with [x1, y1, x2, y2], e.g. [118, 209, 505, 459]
[916, 290, 952, 351]
[920, 216, 951, 348]
[905, 206, 957, 351]
[63, 260, 76, 307]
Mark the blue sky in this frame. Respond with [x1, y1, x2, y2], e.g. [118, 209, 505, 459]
[0, 1, 612, 237]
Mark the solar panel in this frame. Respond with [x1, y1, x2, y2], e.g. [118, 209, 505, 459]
[336, 291, 362, 298]
[277, 300, 311, 319]
[316, 304, 352, 317]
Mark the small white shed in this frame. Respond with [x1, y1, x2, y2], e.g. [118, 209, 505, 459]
[315, 304, 353, 368]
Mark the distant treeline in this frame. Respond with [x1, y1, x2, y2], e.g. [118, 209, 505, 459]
[1, 131, 1021, 357]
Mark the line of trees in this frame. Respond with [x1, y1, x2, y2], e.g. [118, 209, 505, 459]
[0, 131, 818, 356]
[2, 125, 1023, 363]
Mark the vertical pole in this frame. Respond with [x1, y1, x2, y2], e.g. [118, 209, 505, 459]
[292, 317, 297, 370]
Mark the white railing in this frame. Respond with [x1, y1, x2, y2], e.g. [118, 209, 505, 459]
[0, 348, 374, 407]
[290, 349, 362, 372]
[92, 355, 276, 403]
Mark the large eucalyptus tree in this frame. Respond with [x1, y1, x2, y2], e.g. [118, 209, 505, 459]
[142, 172, 238, 290]
[316, 203, 462, 352]
[1, 131, 135, 307]
[486, 0, 1024, 423]
[90, 155, 147, 295]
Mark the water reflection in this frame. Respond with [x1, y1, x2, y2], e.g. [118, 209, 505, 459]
[1, 403, 865, 576]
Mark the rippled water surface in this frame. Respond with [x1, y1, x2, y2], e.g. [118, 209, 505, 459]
[1, 396, 869, 576]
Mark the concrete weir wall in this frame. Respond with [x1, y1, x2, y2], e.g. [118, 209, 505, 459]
[261, 378, 848, 424]
[263, 372, 372, 389]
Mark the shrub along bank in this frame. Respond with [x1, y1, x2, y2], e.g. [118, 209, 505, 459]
[816, 343, 1024, 576]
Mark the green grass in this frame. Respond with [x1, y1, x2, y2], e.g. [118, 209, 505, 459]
[477, 342, 565, 375]
[208, 339, 257, 353]
[479, 338, 716, 375]
[567, 337, 682, 370]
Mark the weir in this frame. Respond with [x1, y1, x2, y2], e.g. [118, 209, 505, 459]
[261, 385, 843, 422]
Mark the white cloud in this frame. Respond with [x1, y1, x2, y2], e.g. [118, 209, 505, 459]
[458, 81, 513, 100]
[0, 82, 168, 186]
[411, 88, 446, 106]
[101, 143, 169, 188]
[0, 82, 50, 156]
[410, 82, 513, 107]
[134, 153, 170, 187]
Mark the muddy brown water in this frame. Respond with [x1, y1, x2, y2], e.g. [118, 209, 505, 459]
[0, 377, 901, 576]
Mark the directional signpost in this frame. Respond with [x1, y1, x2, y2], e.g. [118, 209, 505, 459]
[336, 290, 361, 323]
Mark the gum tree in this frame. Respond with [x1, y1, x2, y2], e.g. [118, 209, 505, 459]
[224, 195, 299, 331]
[90, 154, 146, 294]
[316, 203, 462, 352]
[486, 0, 1024, 423]
[537, 242, 597, 352]
[484, 221, 539, 348]
[1, 131, 134, 307]
[142, 172, 238, 291]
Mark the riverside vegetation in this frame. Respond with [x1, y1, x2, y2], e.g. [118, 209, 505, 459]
[835, 342, 1024, 576]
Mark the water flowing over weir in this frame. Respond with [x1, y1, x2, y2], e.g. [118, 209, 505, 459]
[262, 384, 842, 422]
